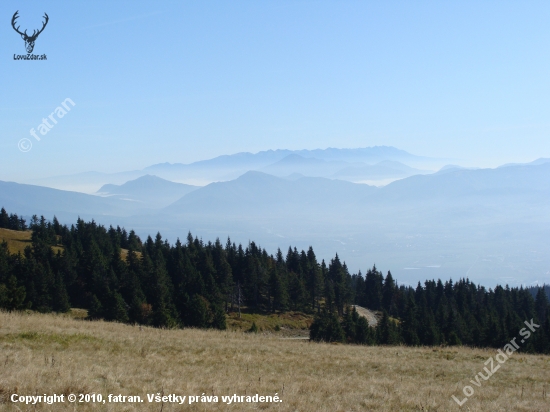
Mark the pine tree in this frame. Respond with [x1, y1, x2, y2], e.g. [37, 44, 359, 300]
[343, 307, 356, 343]
[377, 310, 400, 345]
[52, 271, 70, 313]
[306, 247, 323, 312]
[3, 276, 26, 311]
[103, 290, 129, 323]
[535, 288, 549, 323]
[212, 238, 233, 311]
[210, 304, 227, 330]
[0, 208, 9, 229]
[88, 295, 103, 319]
[309, 310, 344, 343]
[187, 294, 209, 328]
[149, 251, 178, 328]
[382, 271, 396, 315]
[401, 295, 420, 346]
[329, 255, 349, 316]
[364, 266, 383, 310]
[355, 316, 373, 345]
[269, 267, 288, 312]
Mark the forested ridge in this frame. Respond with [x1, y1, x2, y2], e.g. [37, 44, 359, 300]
[0, 207, 549, 353]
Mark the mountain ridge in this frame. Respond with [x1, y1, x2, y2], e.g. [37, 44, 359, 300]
[97, 175, 199, 208]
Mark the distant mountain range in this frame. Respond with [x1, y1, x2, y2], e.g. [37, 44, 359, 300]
[162, 162, 550, 229]
[3, 158, 550, 287]
[257, 155, 430, 182]
[25, 146, 438, 192]
[10, 161, 550, 219]
[145, 146, 435, 184]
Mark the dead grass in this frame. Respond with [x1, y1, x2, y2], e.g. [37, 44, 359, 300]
[0, 229, 131, 260]
[0, 228, 33, 255]
[0, 310, 549, 411]
[120, 249, 142, 261]
[226, 310, 312, 336]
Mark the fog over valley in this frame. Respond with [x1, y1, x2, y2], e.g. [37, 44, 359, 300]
[2, 147, 548, 288]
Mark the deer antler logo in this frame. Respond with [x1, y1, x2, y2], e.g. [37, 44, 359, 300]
[11, 11, 49, 54]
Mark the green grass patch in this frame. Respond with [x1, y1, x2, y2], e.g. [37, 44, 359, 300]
[226, 310, 313, 332]
[0, 332, 102, 349]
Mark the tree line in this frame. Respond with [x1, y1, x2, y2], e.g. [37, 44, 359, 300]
[0, 209, 548, 353]
[0, 207, 28, 231]
[528, 284, 550, 301]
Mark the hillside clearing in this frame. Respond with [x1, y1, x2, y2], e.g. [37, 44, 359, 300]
[226, 310, 312, 337]
[0, 228, 33, 255]
[0, 228, 135, 259]
[0, 310, 549, 411]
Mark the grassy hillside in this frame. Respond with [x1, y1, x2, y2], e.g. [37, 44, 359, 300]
[0, 228, 136, 258]
[0, 310, 549, 411]
[226, 310, 312, 336]
[0, 228, 33, 255]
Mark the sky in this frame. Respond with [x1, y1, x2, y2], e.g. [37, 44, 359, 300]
[1, 1, 550, 181]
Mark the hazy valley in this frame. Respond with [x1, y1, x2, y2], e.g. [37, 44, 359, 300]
[1, 147, 549, 288]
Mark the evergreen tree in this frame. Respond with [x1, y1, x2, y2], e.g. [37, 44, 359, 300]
[377, 310, 400, 345]
[88, 294, 103, 319]
[355, 316, 373, 345]
[309, 310, 345, 343]
[187, 294, 209, 328]
[535, 288, 549, 323]
[52, 271, 70, 313]
[401, 295, 420, 345]
[382, 271, 396, 315]
[269, 266, 288, 312]
[2, 276, 26, 311]
[306, 247, 323, 312]
[328, 255, 349, 316]
[0, 208, 9, 229]
[343, 307, 357, 343]
[364, 266, 383, 310]
[210, 304, 227, 330]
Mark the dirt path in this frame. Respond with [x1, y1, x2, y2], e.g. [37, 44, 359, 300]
[351, 305, 379, 327]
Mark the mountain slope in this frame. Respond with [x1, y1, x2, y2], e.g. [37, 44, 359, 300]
[379, 162, 550, 201]
[165, 162, 550, 215]
[165, 171, 377, 216]
[0, 180, 149, 219]
[97, 175, 198, 208]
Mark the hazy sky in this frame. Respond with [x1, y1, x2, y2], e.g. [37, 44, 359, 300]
[1, 1, 549, 181]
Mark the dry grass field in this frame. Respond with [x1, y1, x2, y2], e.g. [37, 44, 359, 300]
[0, 228, 132, 258]
[0, 229, 34, 255]
[226, 310, 312, 336]
[0, 310, 549, 411]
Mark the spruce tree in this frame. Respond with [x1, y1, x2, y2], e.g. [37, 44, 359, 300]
[0, 208, 9, 229]
[3, 276, 26, 311]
